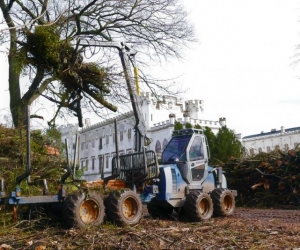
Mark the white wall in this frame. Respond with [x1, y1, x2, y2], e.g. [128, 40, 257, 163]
[73, 92, 223, 181]
[242, 127, 300, 155]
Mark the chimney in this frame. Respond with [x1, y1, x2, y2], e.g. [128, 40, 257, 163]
[281, 126, 285, 133]
[85, 118, 91, 127]
[183, 112, 190, 123]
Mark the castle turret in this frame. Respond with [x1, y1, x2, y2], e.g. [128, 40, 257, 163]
[219, 117, 226, 127]
[185, 100, 204, 120]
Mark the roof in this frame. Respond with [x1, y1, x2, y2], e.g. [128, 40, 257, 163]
[80, 111, 134, 133]
[242, 126, 300, 140]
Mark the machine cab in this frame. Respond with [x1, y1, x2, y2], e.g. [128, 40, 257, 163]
[161, 129, 209, 185]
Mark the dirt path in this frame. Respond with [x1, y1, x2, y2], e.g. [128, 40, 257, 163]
[231, 207, 300, 224]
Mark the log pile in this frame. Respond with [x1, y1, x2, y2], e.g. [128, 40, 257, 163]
[222, 148, 300, 208]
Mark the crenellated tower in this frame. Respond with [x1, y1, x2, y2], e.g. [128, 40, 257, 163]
[185, 100, 204, 120]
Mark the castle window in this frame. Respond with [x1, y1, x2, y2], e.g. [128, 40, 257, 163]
[92, 157, 95, 170]
[98, 155, 104, 173]
[99, 137, 103, 149]
[155, 140, 162, 153]
[120, 131, 123, 141]
[128, 128, 132, 139]
[105, 155, 109, 169]
[163, 139, 168, 150]
[284, 144, 289, 151]
[85, 159, 89, 171]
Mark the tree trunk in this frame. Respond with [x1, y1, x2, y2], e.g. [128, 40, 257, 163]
[9, 42, 24, 128]
[0, 0, 25, 128]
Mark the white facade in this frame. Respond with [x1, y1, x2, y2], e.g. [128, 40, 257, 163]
[58, 123, 79, 163]
[78, 92, 224, 181]
[242, 126, 300, 156]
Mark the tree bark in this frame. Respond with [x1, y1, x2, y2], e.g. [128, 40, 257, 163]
[0, 0, 24, 128]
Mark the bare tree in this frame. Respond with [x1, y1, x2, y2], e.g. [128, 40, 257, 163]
[0, 0, 195, 128]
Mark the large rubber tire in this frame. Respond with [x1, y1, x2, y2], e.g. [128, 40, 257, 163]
[211, 188, 235, 216]
[105, 189, 142, 226]
[147, 197, 173, 218]
[184, 190, 213, 221]
[63, 191, 105, 228]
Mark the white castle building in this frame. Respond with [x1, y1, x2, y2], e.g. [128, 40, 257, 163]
[242, 126, 300, 156]
[57, 123, 79, 163]
[61, 93, 225, 181]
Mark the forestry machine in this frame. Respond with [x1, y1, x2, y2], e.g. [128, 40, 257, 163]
[77, 38, 237, 225]
[0, 38, 237, 228]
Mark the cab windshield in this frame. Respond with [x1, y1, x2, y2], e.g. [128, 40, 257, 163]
[161, 134, 192, 163]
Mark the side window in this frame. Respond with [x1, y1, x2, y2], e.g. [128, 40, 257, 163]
[105, 155, 109, 169]
[155, 140, 162, 153]
[189, 136, 204, 161]
[85, 159, 89, 171]
[92, 158, 95, 170]
[284, 143, 289, 151]
[99, 155, 104, 173]
[163, 139, 168, 150]
[99, 137, 103, 150]
[128, 128, 131, 139]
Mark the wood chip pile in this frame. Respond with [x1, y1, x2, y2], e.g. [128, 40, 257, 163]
[222, 148, 300, 207]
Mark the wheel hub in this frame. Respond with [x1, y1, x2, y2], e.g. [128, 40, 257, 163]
[199, 198, 210, 215]
[80, 199, 99, 224]
[223, 194, 233, 210]
[122, 197, 138, 220]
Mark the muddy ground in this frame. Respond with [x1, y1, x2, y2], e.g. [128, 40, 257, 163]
[1, 207, 300, 249]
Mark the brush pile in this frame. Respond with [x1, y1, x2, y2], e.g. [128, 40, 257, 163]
[223, 147, 300, 207]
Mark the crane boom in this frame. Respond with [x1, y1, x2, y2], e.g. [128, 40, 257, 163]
[77, 38, 148, 152]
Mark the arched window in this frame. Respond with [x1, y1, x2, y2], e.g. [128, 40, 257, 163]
[155, 140, 162, 153]
[163, 139, 168, 150]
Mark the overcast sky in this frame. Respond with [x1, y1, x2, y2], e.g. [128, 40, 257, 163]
[1, 1, 300, 137]
[164, 0, 300, 136]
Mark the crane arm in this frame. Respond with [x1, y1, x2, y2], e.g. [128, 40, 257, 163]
[76, 37, 149, 152]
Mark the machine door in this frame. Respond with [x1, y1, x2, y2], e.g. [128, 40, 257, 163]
[188, 135, 207, 182]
